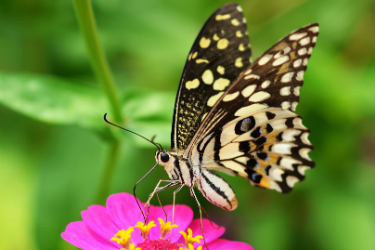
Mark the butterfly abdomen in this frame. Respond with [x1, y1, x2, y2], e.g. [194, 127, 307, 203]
[196, 168, 238, 211]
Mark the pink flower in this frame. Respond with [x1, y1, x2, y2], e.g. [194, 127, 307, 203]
[62, 193, 254, 250]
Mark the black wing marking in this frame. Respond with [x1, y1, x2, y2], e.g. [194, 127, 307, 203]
[194, 108, 315, 193]
[171, 3, 252, 150]
[187, 24, 319, 192]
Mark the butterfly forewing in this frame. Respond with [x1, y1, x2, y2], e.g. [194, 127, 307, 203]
[187, 23, 319, 193]
[171, 3, 252, 151]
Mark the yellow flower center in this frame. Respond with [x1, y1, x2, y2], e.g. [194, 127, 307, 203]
[110, 227, 134, 249]
[110, 218, 203, 250]
[179, 228, 203, 247]
[121, 243, 141, 250]
[158, 218, 178, 239]
[179, 244, 202, 250]
[135, 221, 157, 240]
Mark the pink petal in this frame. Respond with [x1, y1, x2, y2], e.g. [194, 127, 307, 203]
[177, 218, 225, 246]
[106, 193, 144, 243]
[81, 205, 120, 246]
[61, 221, 117, 250]
[146, 204, 193, 242]
[205, 239, 254, 250]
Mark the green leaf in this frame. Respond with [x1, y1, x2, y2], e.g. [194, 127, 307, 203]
[122, 88, 174, 120]
[120, 88, 174, 148]
[0, 72, 109, 133]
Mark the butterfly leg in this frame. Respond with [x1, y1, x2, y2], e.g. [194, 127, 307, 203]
[172, 184, 184, 225]
[141, 179, 179, 221]
[155, 182, 181, 222]
[190, 187, 210, 250]
[159, 184, 184, 245]
[145, 179, 178, 204]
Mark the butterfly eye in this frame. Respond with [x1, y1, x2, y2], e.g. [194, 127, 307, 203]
[160, 152, 170, 163]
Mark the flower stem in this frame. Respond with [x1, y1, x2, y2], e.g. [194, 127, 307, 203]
[72, 0, 122, 124]
[95, 139, 121, 204]
[72, 0, 123, 205]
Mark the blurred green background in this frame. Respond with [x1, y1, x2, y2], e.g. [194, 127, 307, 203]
[1, 0, 375, 250]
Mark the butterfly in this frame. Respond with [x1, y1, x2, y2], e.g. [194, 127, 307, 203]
[149, 3, 319, 212]
[102, 3, 318, 213]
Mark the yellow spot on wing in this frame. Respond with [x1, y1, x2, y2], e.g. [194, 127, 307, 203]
[258, 54, 272, 65]
[280, 72, 294, 83]
[273, 55, 289, 66]
[249, 91, 271, 102]
[281, 101, 291, 110]
[217, 38, 229, 50]
[207, 92, 224, 107]
[217, 65, 225, 75]
[241, 84, 256, 97]
[261, 80, 271, 88]
[213, 34, 219, 41]
[185, 79, 200, 90]
[216, 14, 231, 21]
[238, 43, 245, 51]
[280, 86, 291, 96]
[235, 103, 268, 116]
[235, 57, 243, 68]
[223, 91, 239, 102]
[231, 19, 240, 26]
[236, 31, 242, 37]
[289, 32, 307, 41]
[202, 70, 214, 84]
[294, 86, 300, 96]
[309, 26, 319, 33]
[277, 63, 290, 75]
[196, 59, 209, 64]
[213, 78, 230, 90]
[290, 51, 297, 60]
[296, 71, 304, 81]
[192, 52, 198, 59]
[286, 176, 299, 188]
[244, 74, 260, 80]
[199, 37, 211, 48]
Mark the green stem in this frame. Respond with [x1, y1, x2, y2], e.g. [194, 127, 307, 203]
[72, 0, 123, 206]
[95, 139, 121, 204]
[72, 0, 123, 124]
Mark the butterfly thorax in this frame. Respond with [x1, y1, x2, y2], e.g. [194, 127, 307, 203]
[155, 150, 197, 187]
[156, 149, 238, 211]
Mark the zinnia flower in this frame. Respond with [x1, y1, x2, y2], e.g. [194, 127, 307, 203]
[62, 193, 253, 250]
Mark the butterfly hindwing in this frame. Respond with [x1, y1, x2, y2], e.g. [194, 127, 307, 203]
[187, 24, 319, 193]
[195, 108, 314, 193]
[171, 3, 252, 151]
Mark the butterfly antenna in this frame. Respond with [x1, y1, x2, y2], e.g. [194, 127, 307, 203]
[151, 135, 164, 151]
[104, 113, 162, 151]
[156, 143, 164, 151]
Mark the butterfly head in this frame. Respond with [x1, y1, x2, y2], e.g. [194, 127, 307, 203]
[155, 150, 171, 164]
[155, 150, 179, 179]
[160, 152, 170, 163]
